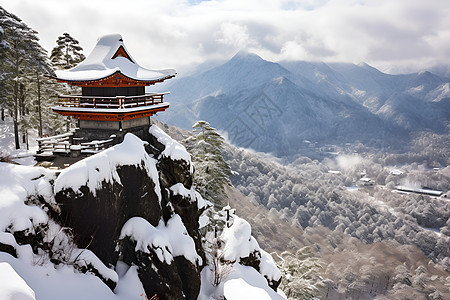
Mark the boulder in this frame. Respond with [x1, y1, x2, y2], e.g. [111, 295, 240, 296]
[53, 128, 205, 298]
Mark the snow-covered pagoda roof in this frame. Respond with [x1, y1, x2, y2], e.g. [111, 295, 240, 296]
[54, 34, 176, 85]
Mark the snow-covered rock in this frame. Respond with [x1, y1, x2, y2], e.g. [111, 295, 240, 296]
[0, 262, 36, 300]
[223, 263, 285, 300]
[220, 215, 282, 291]
[0, 123, 282, 300]
[52, 126, 206, 299]
[55, 133, 161, 200]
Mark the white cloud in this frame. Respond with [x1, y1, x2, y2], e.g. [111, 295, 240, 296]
[2, 0, 450, 74]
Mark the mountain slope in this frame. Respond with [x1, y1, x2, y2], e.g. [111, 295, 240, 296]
[157, 54, 449, 159]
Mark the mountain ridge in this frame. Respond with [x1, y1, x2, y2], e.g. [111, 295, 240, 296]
[157, 53, 449, 159]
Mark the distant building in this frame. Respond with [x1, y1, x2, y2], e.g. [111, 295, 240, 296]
[357, 177, 375, 186]
[395, 186, 444, 197]
[390, 169, 404, 176]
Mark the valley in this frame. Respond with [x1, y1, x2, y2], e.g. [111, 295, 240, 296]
[158, 118, 450, 299]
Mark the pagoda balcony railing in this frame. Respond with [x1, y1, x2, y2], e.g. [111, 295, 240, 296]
[57, 92, 169, 109]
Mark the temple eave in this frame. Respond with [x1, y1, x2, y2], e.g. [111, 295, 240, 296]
[53, 71, 176, 87]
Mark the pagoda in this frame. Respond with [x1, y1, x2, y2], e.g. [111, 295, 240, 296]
[51, 34, 175, 141]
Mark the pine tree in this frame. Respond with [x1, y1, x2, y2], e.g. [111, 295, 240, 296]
[183, 121, 232, 207]
[50, 33, 85, 69]
[1, 7, 39, 149]
[0, 23, 8, 121]
[30, 52, 60, 137]
[275, 247, 326, 300]
[1, 6, 56, 148]
[49, 33, 85, 131]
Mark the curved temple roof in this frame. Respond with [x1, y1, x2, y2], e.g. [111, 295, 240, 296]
[54, 34, 176, 83]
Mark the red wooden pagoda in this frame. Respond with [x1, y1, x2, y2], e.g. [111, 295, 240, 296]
[51, 34, 175, 135]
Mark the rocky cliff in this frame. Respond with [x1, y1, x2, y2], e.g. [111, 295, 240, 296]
[52, 126, 208, 299]
[0, 124, 283, 300]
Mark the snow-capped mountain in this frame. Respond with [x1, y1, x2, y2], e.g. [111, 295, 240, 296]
[156, 52, 449, 158]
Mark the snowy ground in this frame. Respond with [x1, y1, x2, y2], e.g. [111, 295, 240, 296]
[0, 162, 147, 300]
[0, 117, 38, 165]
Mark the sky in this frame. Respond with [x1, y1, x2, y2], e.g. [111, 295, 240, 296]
[2, 0, 450, 76]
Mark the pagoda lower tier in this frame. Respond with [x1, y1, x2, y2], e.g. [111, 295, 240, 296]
[52, 92, 169, 122]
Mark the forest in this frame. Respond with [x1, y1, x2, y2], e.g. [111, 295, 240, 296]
[222, 131, 450, 299]
[152, 119, 450, 299]
[0, 6, 84, 153]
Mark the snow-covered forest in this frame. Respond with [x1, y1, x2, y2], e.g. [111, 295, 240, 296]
[0, 7, 82, 154]
[222, 133, 450, 298]
[153, 119, 449, 299]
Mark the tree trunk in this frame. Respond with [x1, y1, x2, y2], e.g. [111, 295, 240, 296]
[19, 83, 25, 117]
[37, 71, 43, 137]
[13, 79, 20, 150]
[12, 49, 21, 150]
[65, 44, 69, 68]
[25, 130, 29, 151]
[1, 107, 4, 121]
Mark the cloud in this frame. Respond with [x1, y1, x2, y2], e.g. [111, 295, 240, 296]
[2, 0, 450, 74]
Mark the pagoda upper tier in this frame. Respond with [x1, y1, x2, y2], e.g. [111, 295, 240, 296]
[54, 33, 176, 87]
[51, 34, 175, 124]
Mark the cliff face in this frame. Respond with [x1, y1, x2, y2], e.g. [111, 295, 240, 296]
[53, 126, 207, 299]
[0, 124, 285, 300]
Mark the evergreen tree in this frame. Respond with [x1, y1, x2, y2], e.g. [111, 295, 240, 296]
[49, 32, 85, 131]
[1, 7, 38, 149]
[0, 23, 8, 121]
[275, 247, 326, 300]
[0, 6, 56, 148]
[183, 121, 232, 207]
[50, 33, 85, 69]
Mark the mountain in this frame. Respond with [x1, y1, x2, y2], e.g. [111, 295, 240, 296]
[156, 53, 450, 159]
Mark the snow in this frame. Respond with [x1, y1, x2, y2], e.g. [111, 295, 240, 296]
[170, 182, 211, 210]
[70, 249, 119, 284]
[328, 170, 341, 174]
[0, 163, 150, 300]
[390, 169, 404, 175]
[0, 163, 54, 233]
[164, 214, 202, 265]
[54, 133, 161, 200]
[221, 216, 260, 262]
[0, 117, 38, 165]
[259, 249, 282, 283]
[223, 263, 285, 300]
[0, 262, 36, 300]
[119, 217, 173, 264]
[120, 215, 201, 265]
[220, 215, 281, 282]
[149, 125, 193, 173]
[0, 252, 118, 300]
[198, 215, 210, 229]
[113, 262, 147, 300]
[55, 34, 175, 82]
[198, 260, 285, 300]
[346, 185, 359, 192]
